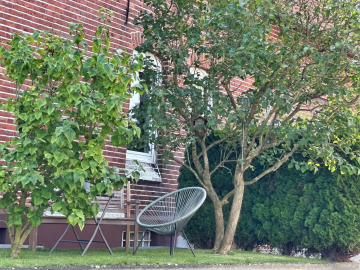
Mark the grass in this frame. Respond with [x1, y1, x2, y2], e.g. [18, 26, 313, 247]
[0, 248, 328, 268]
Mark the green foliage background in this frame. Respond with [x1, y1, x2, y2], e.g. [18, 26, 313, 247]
[179, 139, 360, 256]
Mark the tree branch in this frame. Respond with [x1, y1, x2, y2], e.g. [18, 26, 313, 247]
[245, 144, 299, 186]
[220, 189, 235, 206]
[169, 155, 206, 189]
[191, 141, 204, 175]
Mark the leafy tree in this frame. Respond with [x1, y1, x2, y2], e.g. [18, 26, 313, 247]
[134, 0, 360, 254]
[0, 9, 145, 258]
[180, 139, 360, 261]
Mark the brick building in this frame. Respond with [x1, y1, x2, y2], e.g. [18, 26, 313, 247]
[0, 0, 182, 249]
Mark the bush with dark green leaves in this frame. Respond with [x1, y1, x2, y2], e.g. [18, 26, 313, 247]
[239, 162, 360, 261]
[179, 142, 360, 260]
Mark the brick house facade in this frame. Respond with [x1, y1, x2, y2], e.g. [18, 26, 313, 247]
[0, 0, 182, 249]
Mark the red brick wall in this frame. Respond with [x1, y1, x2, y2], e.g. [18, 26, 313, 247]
[0, 0, 278, 248]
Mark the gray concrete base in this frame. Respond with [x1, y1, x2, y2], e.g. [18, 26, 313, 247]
[0, 244, 43, 249]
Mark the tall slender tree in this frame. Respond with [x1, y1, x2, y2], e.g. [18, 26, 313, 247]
[134, 0, 360, 254]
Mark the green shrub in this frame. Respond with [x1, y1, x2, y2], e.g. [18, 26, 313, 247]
[240, 163, 360, 260]
[179, 140, 360, 260]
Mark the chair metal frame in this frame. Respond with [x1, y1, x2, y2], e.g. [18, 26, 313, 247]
[50, 194, 114, 256]
[133, 187, 206, 257]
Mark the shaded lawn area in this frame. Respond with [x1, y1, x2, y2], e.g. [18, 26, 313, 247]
[0, 248, 327, 268]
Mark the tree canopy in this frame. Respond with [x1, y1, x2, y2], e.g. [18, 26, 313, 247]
[0, 9, 145, 258]
[134, 0, 360, 254]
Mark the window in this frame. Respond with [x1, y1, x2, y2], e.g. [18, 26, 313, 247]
[0, 228, 6, 244]
[126, 53, 162, 182]
[122, 231, 151, 248]
[126, 77, 156, 164]
[189, 67, 212, 108]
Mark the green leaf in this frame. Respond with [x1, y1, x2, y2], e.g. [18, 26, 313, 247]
[33, 196, 44, 206]
[78, 220, 85, 231]
[69, 22, 77, 33]
[29, 147, 37, 155]
[88, 67, 98, 77]
[11, 137, 21, 146]
[70, 92, 81, 101]
[70, 159, 79, 167]
[92, 147, 103, 155]
[54, 151, 65, 163]
[119, 74, 132, 86]
[38, 99, 47, 108]
[52, 202, 63, 212]
[35, 111, 42, 119]
[96, 183, 106, 193]
[37, 129, 47, 139]
[80, 84, 87, 94]
[18, 113, 28, 121]
[42, 116, 50, 124]
[81, 160, 90, 170]
[100, 125, 112, 137]
[90, 160, 97, 168]
[68, 214, 79, 226]
[132, 171, 140, 182]
[91, 203, 100, 215]
[73, 209, 85, 219]
[44, 152, 53, 159]
[13, 167, 22, 174]
[93, 155, 103, 163]
[55, 127, 63, 137]
[92, 39, 100, 53]
[64, 128, 76, 142]
[47, 106, 55, 115]
[33, 30, 41, 39]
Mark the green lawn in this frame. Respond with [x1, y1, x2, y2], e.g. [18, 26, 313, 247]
[0, 248, 327, 268]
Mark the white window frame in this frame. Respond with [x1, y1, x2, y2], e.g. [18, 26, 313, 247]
[122, 231, 151, 248]
[189, 67, 213, 108]
[126, 53, 162, 164]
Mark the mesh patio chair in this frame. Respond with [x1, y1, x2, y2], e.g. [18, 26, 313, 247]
[133, 187, 207, 257]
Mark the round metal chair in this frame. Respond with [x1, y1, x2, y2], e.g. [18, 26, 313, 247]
[133, 187, 207, 257]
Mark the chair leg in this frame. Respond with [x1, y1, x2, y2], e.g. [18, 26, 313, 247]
[97, 225, 113, 255]
[50, 224, 71, 253]
[172, 229, 176, 258]
[81, 225, 98, 256]
[132, 229, 148, 256]
[170, 236, 173, 256]
[72, 225, 85, 252]
[81, 195, 114, 256]
[182, 230, 195, 257]
[81, 219, 113, 256]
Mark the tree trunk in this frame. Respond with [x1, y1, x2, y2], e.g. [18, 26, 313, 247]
[204, 186, 225, 253]
[282, 242, 294, 256]
[321, 246, 338, 261]
[218, 174, 245, 255]
[10, 241, 22, 258]
[212, 199, 225, 253]
[9, 223, 34, 258]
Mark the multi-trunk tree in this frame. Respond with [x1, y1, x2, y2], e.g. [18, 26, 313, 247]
[134, 0, 360, 254]
[0, 10, 145, 258]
